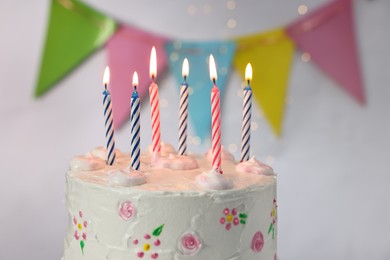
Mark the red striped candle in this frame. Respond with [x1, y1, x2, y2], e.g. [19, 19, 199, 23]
[149, 46, 161, 156]
[209, 55, 222, 173]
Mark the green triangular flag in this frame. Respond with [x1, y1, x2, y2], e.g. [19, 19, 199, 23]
[35, 0, 116, 96]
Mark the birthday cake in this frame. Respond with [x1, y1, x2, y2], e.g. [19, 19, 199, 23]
[63, 144, 277, 260]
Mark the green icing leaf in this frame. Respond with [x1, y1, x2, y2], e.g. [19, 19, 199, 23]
[239, 213, 247, 219]
[240, 219, 246, 225]
[152, 224, 164, 237]
[268, 223, 274, 234]
[80, 240, 85, 255]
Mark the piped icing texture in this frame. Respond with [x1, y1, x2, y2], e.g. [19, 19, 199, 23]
[64, 146, 277, 260]
[236, 156, 274, 175]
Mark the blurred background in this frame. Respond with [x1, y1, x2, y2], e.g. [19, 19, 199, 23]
[1, 0, 390, 259]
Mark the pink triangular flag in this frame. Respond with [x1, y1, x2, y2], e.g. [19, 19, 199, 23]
[106, 25, 168, 129]
[287, 0, 365, 104]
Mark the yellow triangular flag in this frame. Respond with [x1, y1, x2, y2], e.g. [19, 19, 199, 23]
[234, 28, 295, 135]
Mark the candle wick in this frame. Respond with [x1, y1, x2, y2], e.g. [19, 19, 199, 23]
[213, 78, 216, 85]
[184, 75, 187, 82]
[151, 75, 155, 83]
[104, 83, 108, 90]
[247, 80, 250, 85]
[134, 85, 137, 91]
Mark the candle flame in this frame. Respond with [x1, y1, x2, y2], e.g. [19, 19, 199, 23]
[103, 66, 110, 85]
[209, 54, 217, 82]
[182, 58, 189, 78]
[149, 46, 157, 79]
[245, 63, 252, 81]
[132, 71, 138, 87]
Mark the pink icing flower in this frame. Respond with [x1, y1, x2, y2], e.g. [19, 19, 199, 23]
[178, 232, 202, 256]
[119, 201, 136, 220]
[251, 231, 264, 253]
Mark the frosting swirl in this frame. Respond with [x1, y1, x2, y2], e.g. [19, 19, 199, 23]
[118, 201, 136, 220]
[178, 232, 202, 256]
[195, 168, 233, 190]
[236, 157, 274, 175]
[251, 231, 264, 253]
[69, 154, 105, 171]
[205, 146, 235, 162]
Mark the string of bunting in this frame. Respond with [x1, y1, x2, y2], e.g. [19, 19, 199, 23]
[35, 0, 365, 140]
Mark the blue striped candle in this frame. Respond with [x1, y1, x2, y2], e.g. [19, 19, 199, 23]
[130, 72, 141, 171]
[178, 58, 189, 156]
[240, 63, 252, 162]
[102, 66, 116, 165]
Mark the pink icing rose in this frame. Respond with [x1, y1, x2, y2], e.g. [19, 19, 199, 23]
[119, 201, 136, 220]
[178, 232, 202, 256]
[251, 231, 264, 253]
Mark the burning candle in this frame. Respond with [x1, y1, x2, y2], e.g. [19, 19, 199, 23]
[102, 66, 116, 165]
[149, 46, 161, 158]
[131, 71, 141, 171]
[209, 55, 222, 173]
[240, 63, 252, 162]
[178, 58, 189, 156]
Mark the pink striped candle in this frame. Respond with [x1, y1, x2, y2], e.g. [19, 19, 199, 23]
[149, 46, 161, 157]
[209, 55, 222, 173]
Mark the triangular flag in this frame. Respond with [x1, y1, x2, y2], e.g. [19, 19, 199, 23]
[165, 41, 236, 142]
[234, 28, 295, 136]
[287, 0, 365, 104]
[106, 25, 168, 129]
[35, 0, 116, 96]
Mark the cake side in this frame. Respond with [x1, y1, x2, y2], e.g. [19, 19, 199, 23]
[63, 150, 277, 260]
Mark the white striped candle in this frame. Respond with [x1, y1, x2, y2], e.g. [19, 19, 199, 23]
[149, 46, 161, 156]
[178, 58, 189, 156]
[240, 63, 252, 162]
[209, 55, 222, 173]
[131, 72, 141, 171]
[102, 66, 116, 165]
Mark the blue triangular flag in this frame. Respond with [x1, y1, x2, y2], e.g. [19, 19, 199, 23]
[165, 41, 236, 142]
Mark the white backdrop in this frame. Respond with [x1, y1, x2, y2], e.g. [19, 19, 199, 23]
[1, 0, 390, 259]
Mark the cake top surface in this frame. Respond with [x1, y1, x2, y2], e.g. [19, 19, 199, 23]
[68, 145, 276, 194]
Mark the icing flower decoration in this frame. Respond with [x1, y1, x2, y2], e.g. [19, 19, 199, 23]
[73, 210, 88, 254]
[268, 198, 278, 239]
[251, 231, 264, 253]
[219, 207, 248, 230]
[177, 232, 202, 256]
[132, 224, 164, 259]
[119, 201, 136, 220]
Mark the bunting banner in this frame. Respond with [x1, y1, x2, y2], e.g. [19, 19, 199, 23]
[165, 41, 236, 141]
[35, 0, 366, 138]
[35, 0, 116, 96]
[287, 0, 365, 104]
[107, 25, 168, 129]
[234, 29, 295, 136]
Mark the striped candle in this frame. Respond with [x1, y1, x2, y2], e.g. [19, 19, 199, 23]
[209, 55, 222, 173]
[149, 46, 161, 155]
[130, 72, 141, 171]
[178, 58, 189, 156]
[102, 66, 116, 165]
[240, 63, 253, 162]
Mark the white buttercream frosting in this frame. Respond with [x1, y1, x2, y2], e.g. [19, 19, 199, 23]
[195, 168, 234, 190]
[236, 156, 274, 175]
[205, 146, 235, 162]
[108, 168, 146, 187]
[151, 153, 199, 170]
[69, 154, 105, 171]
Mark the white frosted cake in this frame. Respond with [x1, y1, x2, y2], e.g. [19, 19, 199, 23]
[63, 144, 277, 260]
